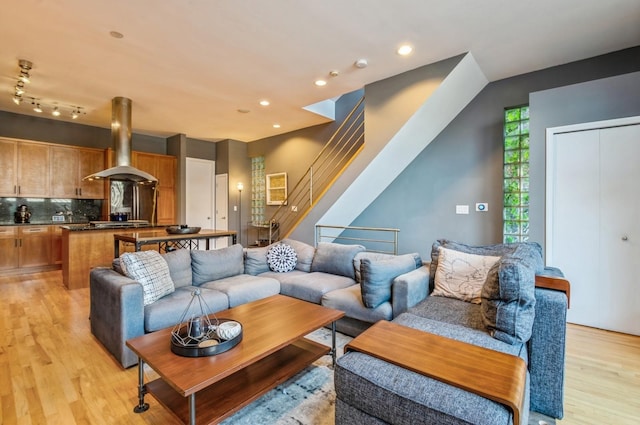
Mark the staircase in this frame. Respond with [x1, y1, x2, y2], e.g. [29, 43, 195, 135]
[268, 96, 365, 239]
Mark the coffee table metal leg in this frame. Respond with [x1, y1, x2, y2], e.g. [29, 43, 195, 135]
[189, 393, 196, 425]
[133, 358, 150, 413]
[331, 321, 337, 367]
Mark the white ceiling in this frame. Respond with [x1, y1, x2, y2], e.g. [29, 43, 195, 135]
[1, 0, 639, 142]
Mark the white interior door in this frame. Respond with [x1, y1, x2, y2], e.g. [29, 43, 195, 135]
[186, 158, 215, 249]
[215, 174, 229, 248]
[547, 118, 640, 335]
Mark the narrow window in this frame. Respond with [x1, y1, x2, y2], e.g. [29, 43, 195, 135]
[503, 105, 529, 243]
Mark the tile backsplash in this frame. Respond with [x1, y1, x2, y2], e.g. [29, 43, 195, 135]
[0, 197, 104, 224]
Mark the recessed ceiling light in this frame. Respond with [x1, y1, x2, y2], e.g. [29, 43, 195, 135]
[314, 79, 327, 87]
[259, 100, 270, 106]
[273, 124, 281, 129]
[397, 44, 413, 56]
[110, 31, 124, 39]
[237, 108, 251, 113]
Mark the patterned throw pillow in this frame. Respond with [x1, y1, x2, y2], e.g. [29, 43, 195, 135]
[432, 246, 500, 304]
[266, 243, 297, 273]
[120, 250, 175, 306]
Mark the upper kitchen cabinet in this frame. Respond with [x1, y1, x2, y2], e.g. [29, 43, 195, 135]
[0, 138, 50, 197]
[133, 152, 176, 187]
[50, 146, 106, 199]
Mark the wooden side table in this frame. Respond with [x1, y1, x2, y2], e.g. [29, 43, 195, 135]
[345, 321, 527, 425]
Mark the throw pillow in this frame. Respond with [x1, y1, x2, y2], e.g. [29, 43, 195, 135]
[360, 253, 422, 309]
[120, 250, 175, 306]
[191, 244, 244, 285]
[481, 243, 541, 344]
[244, 245, 272, 275]
[311, 242, 366, 279]
[428, 239, 544, 291]
[281, 238, 316, 272]
[266, 243, 298, 273]
[432, 247, 500, 304]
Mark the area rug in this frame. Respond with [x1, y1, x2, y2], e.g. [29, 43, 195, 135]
[191, 328, 555, 425]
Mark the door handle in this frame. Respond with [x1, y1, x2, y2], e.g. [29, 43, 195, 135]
[622, 235, 629, 241]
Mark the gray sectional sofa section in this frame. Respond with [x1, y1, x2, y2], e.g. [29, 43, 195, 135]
[334, 240, 569, 424]
[89, 238, 428, 368]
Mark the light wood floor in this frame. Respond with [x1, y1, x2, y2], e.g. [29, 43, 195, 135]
[1, 271, 639, 424]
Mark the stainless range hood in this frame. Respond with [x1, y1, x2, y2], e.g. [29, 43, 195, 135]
[83, 97, 158, 183]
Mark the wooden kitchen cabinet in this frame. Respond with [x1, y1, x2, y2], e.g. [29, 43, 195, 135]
[0, 226, 53, 271]
[18, 226, 51, 268]
[0, 139, 18, 195]
[0, 138, 50, 197]
[156, 186, 175, 225]
[133, 152, 176, 224]
[50, 146, 105, 199]
[51, 225, 63, 265]
[0, 227, 19, 271]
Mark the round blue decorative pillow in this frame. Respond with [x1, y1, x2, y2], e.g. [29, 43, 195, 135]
[266, 243, 297, 273]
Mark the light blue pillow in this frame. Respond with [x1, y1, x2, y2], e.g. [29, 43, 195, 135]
[360, 253, 421, 309]
[311, 242, 365, 279]
[244, 245, 271, 275]
[191, 244, 244, 285]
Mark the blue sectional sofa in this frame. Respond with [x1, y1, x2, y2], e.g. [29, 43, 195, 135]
[334, 240, 570, 425]
[89, 239, 428, 368]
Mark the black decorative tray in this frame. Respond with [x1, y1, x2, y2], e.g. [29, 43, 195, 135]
[166, 226, 201, 234]
[171, 318, 242, 357]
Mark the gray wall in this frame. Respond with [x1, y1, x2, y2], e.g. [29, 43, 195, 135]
[529, 70, 640, 248]
[350, 46, 640, 259]
[0, 109, 168, 153]
[248, 90, 363, 220]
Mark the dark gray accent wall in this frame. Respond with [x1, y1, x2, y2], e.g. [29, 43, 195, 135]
[350, 46, 640, 259]
[186, 137, 216, 160]
[0, 109, 168, 153]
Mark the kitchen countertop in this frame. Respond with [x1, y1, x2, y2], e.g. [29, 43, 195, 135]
[0, 221, 172, 231]
[61, 224, 172, 231]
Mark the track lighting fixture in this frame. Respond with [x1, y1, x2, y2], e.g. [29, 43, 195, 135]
[18, 59, 32, 83]
[10, 59, 86, 121]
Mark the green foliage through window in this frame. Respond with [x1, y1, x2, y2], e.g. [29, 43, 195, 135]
[503, 106, 529, 243]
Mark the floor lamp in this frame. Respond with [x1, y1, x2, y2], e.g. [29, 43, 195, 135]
[237, 182, 243, 245]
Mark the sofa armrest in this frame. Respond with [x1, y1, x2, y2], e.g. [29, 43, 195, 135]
[89, 267, 145, 368]
[528, 285, 568, 419]
[391, 265, 429, 318]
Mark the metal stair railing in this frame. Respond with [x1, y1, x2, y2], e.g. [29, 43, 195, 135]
[268, 96, 365, 240]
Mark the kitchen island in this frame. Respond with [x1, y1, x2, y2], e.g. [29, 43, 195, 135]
[61, 224, 166, 290]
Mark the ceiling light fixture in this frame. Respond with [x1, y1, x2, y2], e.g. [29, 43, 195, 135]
[259, 100, 270, 106]
[18, 59, 32, 83]
[11, 59, 87, 121]
[273, 124, 281, 128]
[329, 70, 339, 77]
[109, 30, 124, 39]
[314, 79, 327, 87]
[397, 44, 413, 56]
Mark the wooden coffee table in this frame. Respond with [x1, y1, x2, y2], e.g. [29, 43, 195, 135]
[126, 295, 344, 425]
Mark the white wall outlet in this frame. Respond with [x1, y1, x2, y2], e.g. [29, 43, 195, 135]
[233, 206, 237, 211]
[291, 205, 298, 212]
[476, 202, 489, 212]
[456, 205, 469, 214]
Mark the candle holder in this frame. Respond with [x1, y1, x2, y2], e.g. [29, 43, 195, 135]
[170, 288, 242, 357]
